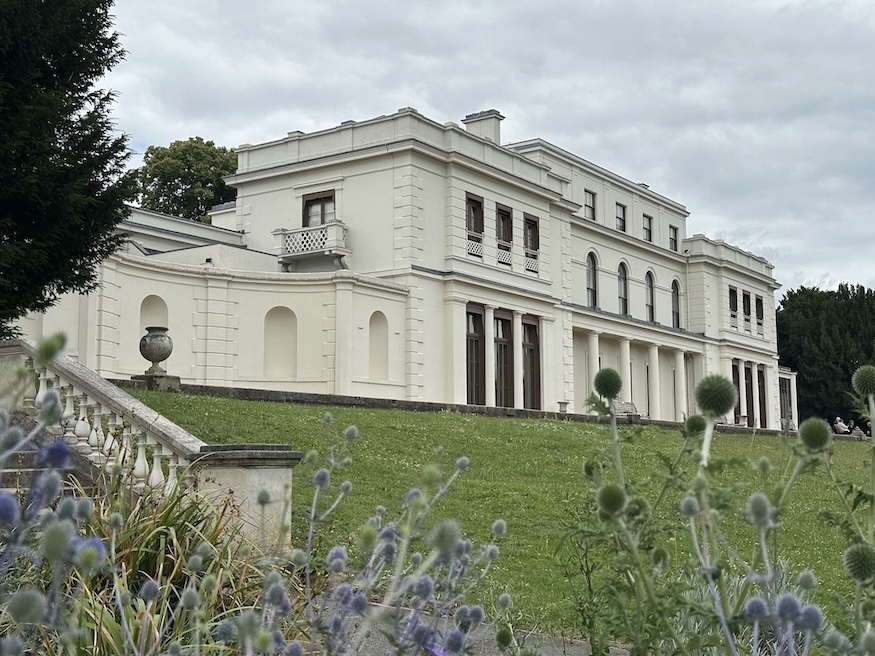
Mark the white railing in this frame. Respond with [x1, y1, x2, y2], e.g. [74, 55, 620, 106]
[277, 221, 349, 256]
[467, 233, 483, 257]
[496, 242, 512, 265]
[525, 249, 539, 273]
[0, 339, 205, 495]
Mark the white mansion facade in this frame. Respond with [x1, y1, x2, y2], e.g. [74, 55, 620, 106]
[19, 108, 798, 429]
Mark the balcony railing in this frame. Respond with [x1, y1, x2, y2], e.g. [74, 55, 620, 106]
[525, 249, 539, 273]
[467, 232, 483, 257]
[274, 221, 350, 266]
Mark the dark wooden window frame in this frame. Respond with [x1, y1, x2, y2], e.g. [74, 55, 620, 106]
[616, 203, 627, 232]
[584, 190, 596, 220]
[466, 303, 485, 405]
[522, 314, 541, 410]
[302, 190, 336, 227]
[466, 193, 484, 235]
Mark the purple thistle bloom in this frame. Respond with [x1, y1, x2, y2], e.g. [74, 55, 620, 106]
[744, 597, 769, 621]
[443, 629, 466, 655]
[776, 593, 801, 622]
[282, 641, 304, 656]
[0, 492, 19, 525]
[38, 440, 70, 469]
[349, 590, 368, 615]
[412, 575, 434, 600]
[333, 584, 353, 606]
[73, 536, 107, 563]
[312, 469, 330, 489]
[797, 605, 824, 631]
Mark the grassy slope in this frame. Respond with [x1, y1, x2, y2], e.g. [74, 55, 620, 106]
[126, 388, 870, 633]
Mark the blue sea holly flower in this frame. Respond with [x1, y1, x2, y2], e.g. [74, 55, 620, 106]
[333, 583, 353, 606]
[443, 629, 466, 655]
[775, 593, 801, 622]
[38, 440, 70, 469]
[413, 575, 434, 600]
[350, 590, 368, 615]
[797, 605, 823, 631]
[312, 469, 330, 489]
[744, 597, 769, 621]
[282, 641, 303, 656]
[140, 579, 160, 603]
[73, 536, 107, 572]
[0, 492, 20, 525]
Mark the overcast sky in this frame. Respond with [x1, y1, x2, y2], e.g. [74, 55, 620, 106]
[103, 0, 875, 301]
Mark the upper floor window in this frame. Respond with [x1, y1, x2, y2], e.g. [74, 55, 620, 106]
[645, 272, 655, 321]
[466, 194, 484, 235]
[756, 295, 765, 335]
[643, 215, 653, 242]
[496, 205, 512, 246]
[303, 191, 335, 227]
[669, 225, 679, 251]
[524, 215, 540, 272]
[729, 286, 738, 328]
[618, 263, 629, 315]
[672, 281, 681, 328]
[586, 253, 598, 307]
[742, 291, 752, 332]
[616, 203, 627, 232]
[584, 191, 596, 220]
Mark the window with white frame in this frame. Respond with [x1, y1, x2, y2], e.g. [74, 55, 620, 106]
[618, 263, 629, 315]
[669, 225, 679, 251]
[586, 253, 598, 307]
[672, 281, 681, 328]
[616, 203, 626, 232]
[645, 272, 655, 321]
[643, 215, 653, 242]
[584, 190, 596, 220]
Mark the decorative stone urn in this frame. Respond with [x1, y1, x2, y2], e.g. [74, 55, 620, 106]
[139, 326, 173, 375]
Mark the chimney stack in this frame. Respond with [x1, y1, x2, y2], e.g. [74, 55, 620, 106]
[462, 109, 504, 144]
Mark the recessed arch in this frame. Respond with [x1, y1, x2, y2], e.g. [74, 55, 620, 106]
[585, 252, 599, 307]
[645, 272, 656, 322]
[617, 263, 629, 315]
[671, 280, 682, 328]
[264, 307, 297, 378]
[369, 311, 389, 380]
[140, 295, 168, 332]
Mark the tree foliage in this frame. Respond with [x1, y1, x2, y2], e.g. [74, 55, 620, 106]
[777, 284, 875, 420]
[136, 137, 237, 221]
[0, 0, 136, 337]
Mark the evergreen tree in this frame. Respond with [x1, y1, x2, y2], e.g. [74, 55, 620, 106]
[0, 0, 136, 337]
[136, 137, 237, 221]
[778, 284, 875, 421]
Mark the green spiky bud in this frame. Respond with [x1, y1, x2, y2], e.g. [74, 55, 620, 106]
[7, 588, 46, 624]
[651, 546, 669, 569]
[844, 542, 875, 582]
[684, 415, 707, 436]
[36, 333, 66, 365]
[695, 375, 737, 417]
[428, 519, 461, 554]
[797, 570, 816, 590]
[679, 496, 700, 517]
[594, 368, 622, 400]
[860, 629, 875, 654]
[822, 629, 852, 652]
[747, 492, 772, 529]
[853, 365, 875, 397]
[496, 627, 513, 650]
[40, 519, 75, 562]
[799, 418, 831, 452]
[181, 588, 200, 611]
[596, 483, 627, 517]
[755, 456, 772, 475]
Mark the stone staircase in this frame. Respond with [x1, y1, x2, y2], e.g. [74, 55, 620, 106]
[0, 339, 304, 536]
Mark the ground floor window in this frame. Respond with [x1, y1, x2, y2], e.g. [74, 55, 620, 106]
[522, 317, 540, 410]
[494, 312, 513, 408]
[466, 305, 485, 405]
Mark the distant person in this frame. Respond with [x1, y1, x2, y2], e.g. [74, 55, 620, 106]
[849, 419, 857, 433]
[835, 417, 850, 434]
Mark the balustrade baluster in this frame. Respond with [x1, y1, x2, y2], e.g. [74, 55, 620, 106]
[22, 358, 36, 411]
[165, 454, 179, 496]
[61, 385, 77, 446]
[131, 428, 149, 483]
[74, 393, 91, 454]
[34, 369, 48, 409]
[147, 440, 166, 489]
[87, 399, 100, 450]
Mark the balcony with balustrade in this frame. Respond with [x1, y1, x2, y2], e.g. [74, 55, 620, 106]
[273, 221, 351, 270]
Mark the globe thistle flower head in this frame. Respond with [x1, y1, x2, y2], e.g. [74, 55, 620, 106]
[797, 605, 823, 631]
[38, 440, 69, 469]
[235, 610, 261, 641]
[187, 554, 204, 573]
[413, 575, 434, 600]
[340, 480, 352, 495]
[775, 593, 801, 622]
[266, 582, 290, 615]
[0, 425, 22, 452]
[582, 459, 602, 483]
[108, 512, 124, 531]
[312, 468, 330, 489]
[679, 496, 700, 517]
[75, 497, 93, 521]
[695, 375, 737, 417]
[491, 518, 507, 536]
[256, 490, 270, 507]
[0, 636, 23, 656]
[303, 449, 319, 465]
[328, 546, 348, 572]
[333, 583, 353, 606]
[73, 536, 107, 573]
[797, 570, 816, 591]
[40, 518, 75, 563]
[596, 483, 627, 517]
[290, 548, 307, 568]
[798, 418, 832, 452]
[485, 544, 499, 561]
[350, 590, 368, 615]
[283, 641, 304, 656]
[322, 412, 333, 425]
[747, 492, 772, 529]
[822, 629, 852, 652]
[40, 470, 62, 503]
[343, 424, 358, 440]
[744, 597, 769, 621]
[428, 519, 461, 555]
[200, 574, 218, 594]
[853, 365, 875, 397]
[496, 627, 513, 650]
[214, 620, 237, 643]
[651, 546, 669, 569]
[684, 414, 707, 436]
[181, 588, 200, 611]
[7, 587, 47, 624]
[497, 592, 512, 609]
[455, 456, 470, 471]
[38, 390, 62, 426]
[0, 492, 20, 525]
[56, 497, 77, 521]
[444, 629, 466, 655]
[139, 579, 161, 604]
[844, 542, 875, 582]
[594, 368, 622, 400]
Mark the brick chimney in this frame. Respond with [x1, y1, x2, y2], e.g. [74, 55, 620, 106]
[462, 110, 504, 144]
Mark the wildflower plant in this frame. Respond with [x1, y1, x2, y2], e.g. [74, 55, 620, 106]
[566, 365, 875, 655]
[0, 338, 513, 655]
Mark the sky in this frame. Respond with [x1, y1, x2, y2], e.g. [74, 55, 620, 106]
[103, 0, 875, 301]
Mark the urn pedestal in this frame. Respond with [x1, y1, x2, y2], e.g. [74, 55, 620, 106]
[132, 326, 181, 391]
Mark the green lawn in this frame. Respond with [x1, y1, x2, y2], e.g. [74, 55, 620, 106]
[125, 388, 870, 634]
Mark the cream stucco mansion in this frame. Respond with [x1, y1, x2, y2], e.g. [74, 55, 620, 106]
[18, 108, 798, 429]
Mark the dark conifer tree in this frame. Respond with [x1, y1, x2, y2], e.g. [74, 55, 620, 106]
[0, 0, 136, 337]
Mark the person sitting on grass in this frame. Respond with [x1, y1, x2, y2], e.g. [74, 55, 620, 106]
[834, 416, 851, 434]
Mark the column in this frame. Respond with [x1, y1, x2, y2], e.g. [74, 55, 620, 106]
[619, 338, 631, 404]
[648, 344, 661, 420]
[484, 305, 496, 407]
[445, 298, 468, 405]
[751, 363, 760, 428]
[513, 311, 524, 409]
[738, 360, 748, 425]
[675, 349, 687, 421]
[587, 331, 600, 399]
[790, 374, 799, 430]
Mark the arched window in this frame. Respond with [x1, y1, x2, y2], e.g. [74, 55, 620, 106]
[140, 295, 168, 332]
[369, 311, 389, 380]
[645, 272, 655, 322]
[586, 253, 598, 307]
[672, 281, 682, 328]
[263, 307, 297, 378]
[618, 264, 629, 315]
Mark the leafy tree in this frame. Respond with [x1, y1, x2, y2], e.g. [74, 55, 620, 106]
[136, 137, 237, 221]
[0, 0, 136, 338]
[777, 284, 875, 421]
